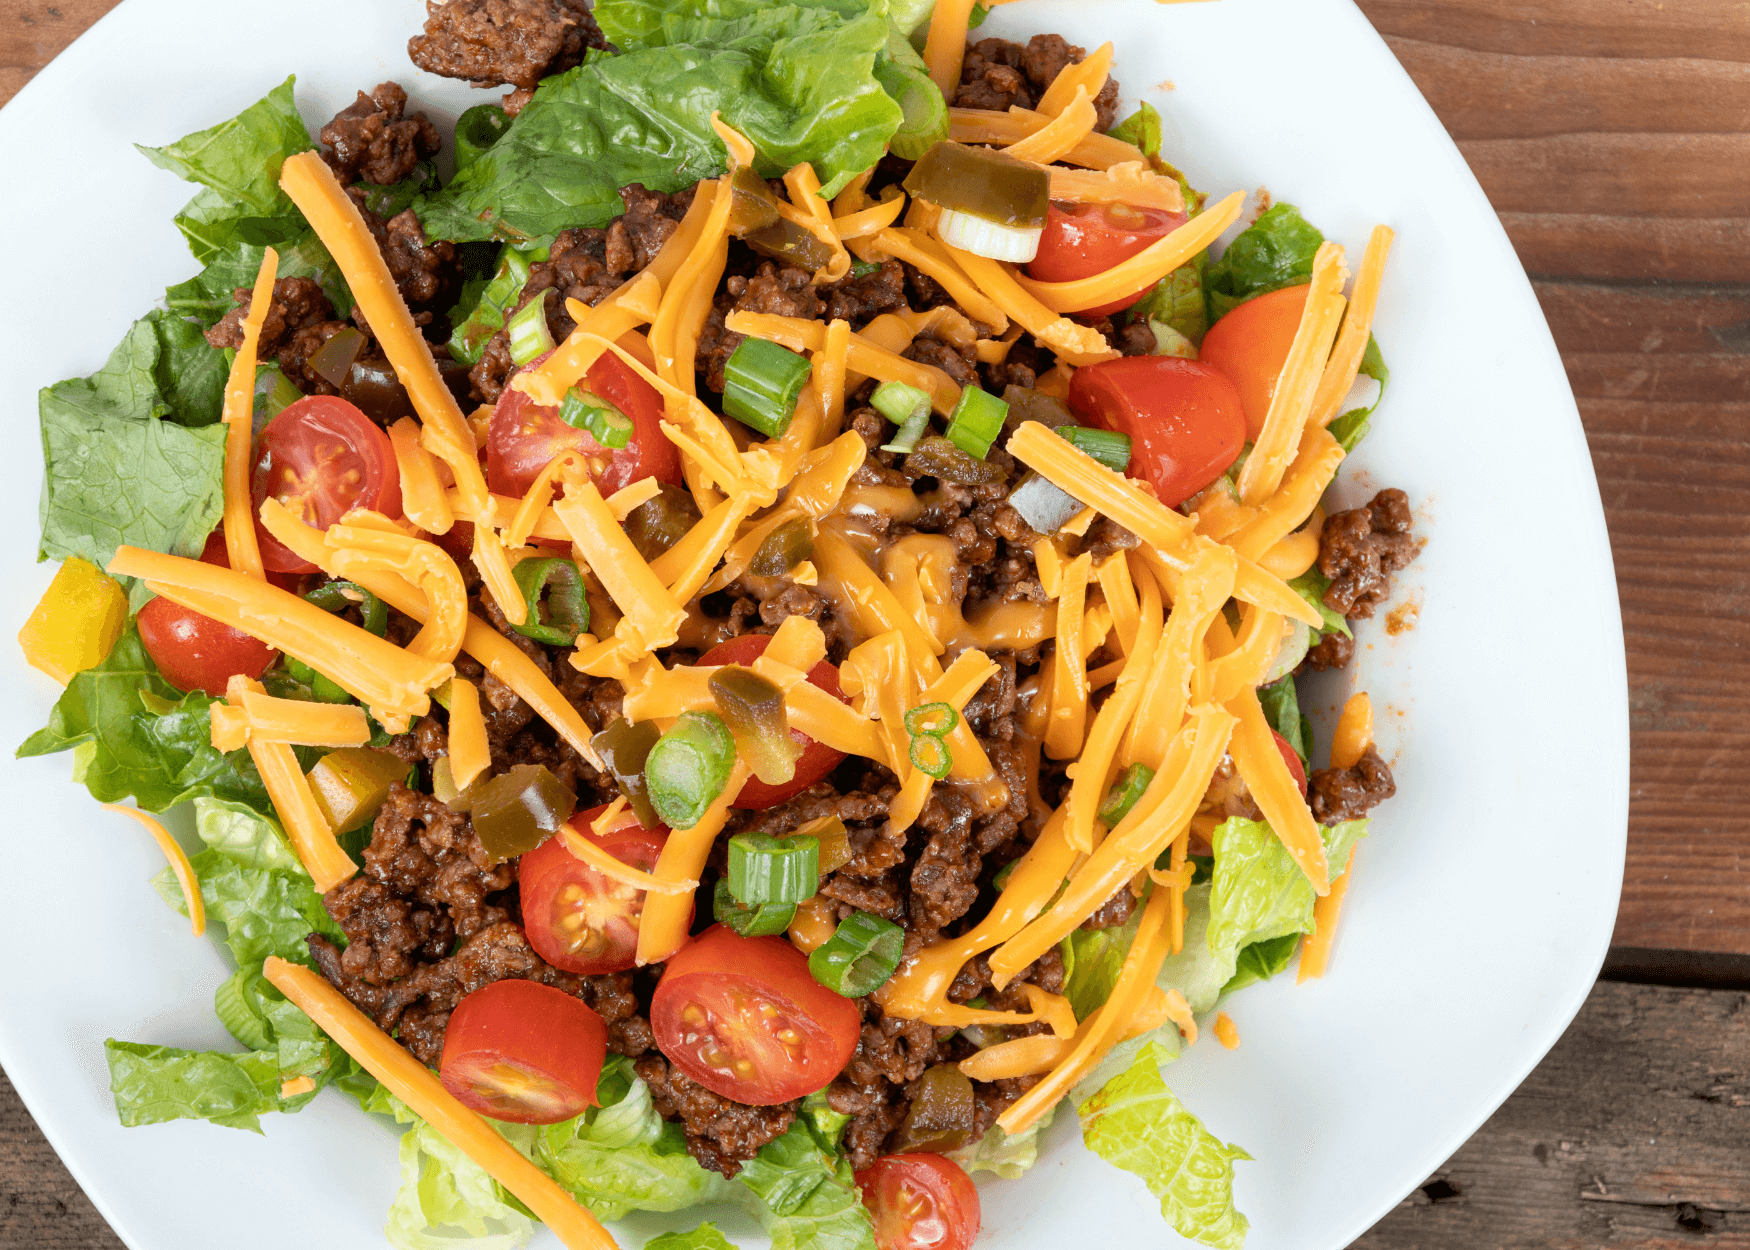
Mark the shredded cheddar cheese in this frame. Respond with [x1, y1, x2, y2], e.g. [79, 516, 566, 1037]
[1228, 686, 1330, 894]
[1036, 42, 1113, 118]
[1008, 422, 1195, 551]
[559, 824, 696, 895]
[1332, 692, 1375, 769]
[934, 240, 1116, 363]
[1313, 225, 1396, 428]
[388, 417, 455, 535]
[1298, 862, 1353, 983]
[446, 677, 490, 789]
[106, 805, 204, 935]
[923, 0, 977, 95]
[208, 686, 371, 751]
[851, 227, 1008, 330]
[948, 107, 1146, 171]
[1043, 552, 1093, 761]
[552, 477, 687, 649]
[221, 249, 277, 580]
[637, 761, 751, 965]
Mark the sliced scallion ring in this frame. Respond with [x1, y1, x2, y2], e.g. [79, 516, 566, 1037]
[1099, 762, 1156, 827]
[559, 387, 632, 449]
[873, 380, 933, 453]
[936, 208, 1043, 263]
[727, 832, 820, 905]
[722, 337, 812, 437]
[714, 879, 797, 937]
[644, 712, 735, 830]
[506, 288, 556, 366]
[944, 385, 1008, 460]
[509, 557, 589, 647]
[1057, 424, 1134, 473]
[808, 910, 905, 997]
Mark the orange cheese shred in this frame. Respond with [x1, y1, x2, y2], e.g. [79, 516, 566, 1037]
[1207, 605, 1287, 705]
[279, 1076, 316, 1098]
[388, 417, 455, 535]
[1036, 42, 1113, 118]
[1008, 421, 1194, 551]
[636, 762, 751, 965]
[851, 227, 1008, 331]
[446, 677, 490, 789]
[208, 687, 371, 751]
[1043, 553, 1093, 761]
[1003, 87, 1096, 165]
[1044, 162, 1185, 212]
[1227, 428, 1345, 562]
[948, 107, 1145, 170]
[106, 805, 205, 935]
[326, 518, 469, 664]
[262, 957, 620, 1250]
[1332, 692, 1375, 769]
[1228, 685, 1331, 894]
[559, 824, 696, 895]
[1297, 860, 1355, 983]
[471, 523, 529, 628]
[512, 270, 664, 407]
[1125, 544, 1235, 761]
[222, 248, 277, 580]
[781, 162, 852, 284]
[934, 240, 1115, 363]
[923, 0, 977, 94]
[552, 477, 687, 648]
[813, 318, 851, 437]
[831, 187, 907, 241]
[1313, 225, 1396, 428]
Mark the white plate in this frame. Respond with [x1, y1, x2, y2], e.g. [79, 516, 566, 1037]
[0, 1, 1627, 1247]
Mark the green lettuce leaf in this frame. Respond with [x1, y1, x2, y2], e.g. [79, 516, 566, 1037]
[1288, 567, 1350, 639]
[104, 1040, 283, 1133]
[648, 1226, 738, 1250]
[153, 847, 342, 969]
[386, 1116, 539, 1250]
[17, 627, 270, 812]
[1206, 817, 1368, 956]
[1205, 203, 1324, 323]
[1129, 261, 1207, 355]
[166, 228, 355, 326]
[1079, 1042, 1251, 1249]
[737, 1117, 843, 1216]
[1326, 334, 1390, 453]
[1255, 674, 1310, 766]
[1220, 933, 1300, 996]
[1062, 905, 1144, 1020]
[947, 1106, 1053, 1179]
[739, 1152, 877, 1250]
[194, 795, 301, 872]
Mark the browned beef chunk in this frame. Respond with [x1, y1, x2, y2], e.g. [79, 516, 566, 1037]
[905, 337, 979, 388]
[408, 0, 609, 91]
[1318, 488, 1417, 618]
[1303, 632, 1355, 671]
[953, 34, 1122, 130]
[696, 262, 824, 394]
[320, 82, 441, 187]
[204, 276, 334, 355]
[821, 257, 908, 326]
[634, 1056, 798, 1178]
[1309, 744, 1397, 825]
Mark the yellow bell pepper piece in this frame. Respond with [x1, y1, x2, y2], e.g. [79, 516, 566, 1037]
[19, 558, 128, 685]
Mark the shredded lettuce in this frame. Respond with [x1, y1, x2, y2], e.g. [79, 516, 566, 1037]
[1062, 907, 1144, 1020]
[647, 1226, 739, 1250]
[1288, 567, 1351, 639]
[152, 847, 343, 969]
[1206, 817, 1368, 956]
[193, 795, 302, 873]
[1079, 1042, 1251, 1249]
[386, 1116, 539, 1250]
[734, 1113, 876, 1250]
[1220, 934, 1301, 996]
[1326, 335, 1390, 453]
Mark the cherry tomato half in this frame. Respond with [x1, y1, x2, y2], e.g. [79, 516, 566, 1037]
[1067, 356, 1246, 508]
[251, 395, 402, 574]
[1272, 729, 1308, 796]
[855, 1155, 982, 1250]
[136, 531, 279, 697]
[521, 806, 673, 975]
[697, 635, 849, 808]
[439, 979, 607, 1124]
[490, 349, 682, 499]
[1026, 201, 1189, 316]
[651, 924, 861, 1105]
[1199, 284, 1311, 442]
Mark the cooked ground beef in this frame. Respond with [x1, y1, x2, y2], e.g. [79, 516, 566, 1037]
[1302, 632, 1354, 672]
[696, 261, 824, 393]
[953, 34, 1122, 131]
[1082, 887, 1138, 930]
[1319, 488, 1417, 618]
[408, 0, 608, 91]
[319, 82, 442, 187]
[1308, 744, 1397, 825]
[204, 275, 335, 361]
[822, 257, 909, 325]
[635, 1055, 799, 1177]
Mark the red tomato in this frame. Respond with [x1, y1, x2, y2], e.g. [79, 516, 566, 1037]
[251, 396, 402, 574]
[1067, 356, 1246, 508]
[1199, 284, 1311, 442]
[1272, 729, 1308, 796]
[698, 635, 849, 808]
[1026, 201, 1189, 316]
[651, 924, 861, 1105]
[855, 1155, 982, 1250]
[489, 349, 682, 499]
[439, 979, 607, 1124]
[520, 806, 673, 974]
[136, 531, 279, 697]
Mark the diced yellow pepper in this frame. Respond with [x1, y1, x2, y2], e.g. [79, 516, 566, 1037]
[307, 747, 410, 835]
[19, 558, 128, 685]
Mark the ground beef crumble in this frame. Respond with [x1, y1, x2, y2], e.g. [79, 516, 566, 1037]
[319, 82, 441, 187]
[408, 0, 609, 92]
[953, 34, 1122, 132]
[1309, 744, 1398, 825]
[1319, 488, 1417, 619]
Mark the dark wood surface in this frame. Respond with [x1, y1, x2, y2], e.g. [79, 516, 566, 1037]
[3, 0, 1747, 1247]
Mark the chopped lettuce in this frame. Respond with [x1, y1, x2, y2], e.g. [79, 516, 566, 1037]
[1255, 674, 1311, 767]
[1204, 203, 1324, 323]
[1079, 1042, 1251, 1249]
[387, 1115, 539, 1250]
[1108, 103, 1163, 163]
[648, 1226, 739, 1250]
[1128, 261, 1208, 355]
[1326, 335, 1390, 453]
[734, 1108, 877, 1250]
[104, 1040, 287, 1133]
[1062, 906, 1144, 1020]
[1288, 567, 1351, 639]
[194, 795, 301, 873]
[1220, 934, 1300, 996]
[1206, 817, 1368, 956]
[947, 1107, 1053, 1179]
[165, 229, 354, 325]
[153, 847, 343, 969]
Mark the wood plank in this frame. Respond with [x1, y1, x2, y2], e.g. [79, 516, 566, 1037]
[0, 1, 116, 108]
[1353, 979, 1750, 1248]
[0, 1065, 124, 1250]
[1357, 0, 1750, 62]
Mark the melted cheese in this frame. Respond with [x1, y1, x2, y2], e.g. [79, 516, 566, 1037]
[1008, 421, 1194, 551]
[947, 107, 1146, 170]
[1045, 162, 1184, 211]
[446, 677, 490, 789]
[262, 958, 619, 1250]
[106, 805, 204, 935]
[1036, 42, 1113, 118]
[1228, 686, 1330, 893]
[1314, 225, 1396, 428]
[814, 318, 851, 437]
[636, 761, 750, 964]
[388, 417, 455, 535]
[553, 478, 687, 649]
[1014, 191, 1243, 315]
[222, 249, 277, 579]
[935, 241, 1115, 363]
[852, 227, 1008, 330]
[1227, 427, 1345, 561]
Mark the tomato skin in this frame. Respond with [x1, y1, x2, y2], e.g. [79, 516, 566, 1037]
[489, 349, 682, 499]
[1272, 729, 1309, 796]
[652, 924, 861, 1105]
[697, 635, 849, 808]
[1026, 201, 1189, 316]
[520, 806, 674, 975]
[439, 979, 607, 1124]
[136, 532, 279, 697]
[1199, 284, 1311, 442]
[251, 395, 402, 574]
[1067, 356, 1246, 508]
[855, 1155, 982, 1250]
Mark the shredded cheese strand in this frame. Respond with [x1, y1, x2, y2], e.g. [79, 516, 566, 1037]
[782, 163, 852, 284]
[1313, 225, 1396, 428]
[1036, 42, 1113, 118]
[1043, 553, 1093, 760]
[851, 228, 1008, 330]
[813, 319, 851, 440]
[1042, 162, 1185, 212]
[935, 241, 1115, 363]
[1003, 87, 1096, 165]
[106, 805, 204, 935]
[559, 825, 696, 895]
[923, 0, 977, 95]
[512, 271, 664, 407]
[1008, 422, 1194, 551]
[1207, 605, 1287, 704]
[1227, 428, 1345, 562]
[388, 417, 455, 534]
[1126, 545, 1235, 763]
[210, 687, 372, 750]
[446, 677, 490, 789]
[1228, 686, 1330, 893]
[636, 761, 750, 964]
[552, 477, 687, 649]
[947, 107, 1146, 170]
[1332, 692, 1375, 769]
[222, 248, 277, 580]
[1297, 861, 1353, 983]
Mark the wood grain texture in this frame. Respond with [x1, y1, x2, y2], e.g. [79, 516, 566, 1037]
[0, 1066, 124, 1250]
[0, 1, 105, 108]
[1354, 980, 1750, 1249]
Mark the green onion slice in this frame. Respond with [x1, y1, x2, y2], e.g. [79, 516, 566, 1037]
[709, 665, 802, 785]
[873, 380, 933, 453]
[713, 879, 797, 937]
[559, 387, 633, 449]
[283, 656, 352, 704]
[727, 832, 820, 905]
[644, 711, 736, 830]
[723, 337, 813, 437]
[945, 385, 1007, 460]
[809, 910, 905, 997]
[1099, 762, 1156, 827]
[1057, 424, 1134, 473]
[908, 734, 952, 780]
[506, 288, 556, 366]
[449, 246, 532, 367]
[904, 702, 959, 739]
[305, 581, 388, 637]
[510, 557, 589, 647]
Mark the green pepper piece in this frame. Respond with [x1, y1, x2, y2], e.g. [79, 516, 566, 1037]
[510, 557, 589, 646]
[591, 717, 662, 828]
[902, 142, 1049, 229]
[306, 748, 410, 835]
[901, 436, 1006, 485]
[1100, 763, 1156, 827]
[469, 764, 577, 864]
[728, 165, 783, 236]
[305, 581, 388, 637]
[709, 665, 802, 785]
[750, 517, 815, 577]
[745, 217, 835, 273]
[891, 1064, 977, 1153]
[624, 485, 703, 562]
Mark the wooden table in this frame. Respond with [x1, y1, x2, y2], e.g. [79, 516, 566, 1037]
[2, 1, 1746, 1246]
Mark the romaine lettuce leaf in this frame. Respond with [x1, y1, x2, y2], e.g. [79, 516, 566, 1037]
[1205, 203, 1324, 323]
[194, 795, 301, 873]
[1220, 933, 1300, 996]
[386, 1116, 539, 1250]
[947, 1107, 1053, 1179]
[1128, 261, 1207, 355]
[1206, 817, 1368, 956]
[1326, 335, 1390, 453]
[153, 847, 343, 969]
[739, 1153, 877, 1250]
[103, 1040, 284, 1133]
[1255, 674, 1310, 767]
[166, 228, 355, 325]
[1288, 567, 1350, 639]
[648, 1226, 739, 1250]
[1062, 906, 1143, 1020]
[1079, 1042, 1251, 1249]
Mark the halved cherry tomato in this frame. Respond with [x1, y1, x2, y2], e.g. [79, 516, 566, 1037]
[651, 924, 861, 1104]
[698, 634, 849, 808]
[1272, 729, 1309, 796]
[136, 531, 279, 697]
[251, 395, 402, 574]
[855, 1154, 982, 1250]
[489, 349, 682, 499]
[1067, 356, 1246, 507]
[1026, 201, 1189, 316]
[520, 805, 674, 974]
[439, 979, 607, 1124]
[1199, 284, 1310, 441]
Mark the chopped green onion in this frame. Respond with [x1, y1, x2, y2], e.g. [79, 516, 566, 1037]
[709, 665, 802, 786]
[591, 717, 662, 828]
[449, 248, 532, 368]
[991, 858, 1019, 892]
[936, 208, 1043, 263]
[809, 911, 904, 997]
[305, 581, 388, 637]
[1099, 763, 1155, 827]
[944, 385, 1007, 459]
[644, 712, 736, 830]
[750, 517, 815, 577]
[510, 557, 589, 647]
[559, 387, 633, 449]
[506, 288, 556, 366]
[713, 879, 796, 937]
[723, 338, 813, 436]
[283, 656, 351, 704]
[908, 734, 952, 780]
[873, 380, 933, 453]
[727, 832, 820, 905]
[849, 259, 885, 280]
[1057, 425, 1134, 473]
[904, 702, 959, 739]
